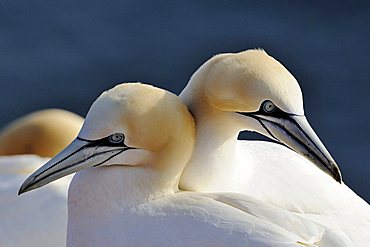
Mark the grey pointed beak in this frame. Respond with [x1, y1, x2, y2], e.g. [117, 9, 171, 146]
[19, 138, 131, 195]
[251, 114, 342, 183]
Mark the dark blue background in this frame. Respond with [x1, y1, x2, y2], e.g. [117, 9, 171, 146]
[1, 1, 369, 201]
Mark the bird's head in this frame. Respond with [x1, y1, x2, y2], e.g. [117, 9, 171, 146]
[181, 49, 341, 182]
[19, 83, 195, 194]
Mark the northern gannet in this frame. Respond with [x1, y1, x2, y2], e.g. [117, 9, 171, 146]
[0, 109, 82, 246]
[0, 155, 70, 247]
[0, 109, 83, 157]
[179, 49, 370, 244]
[19, 83, 347, 246]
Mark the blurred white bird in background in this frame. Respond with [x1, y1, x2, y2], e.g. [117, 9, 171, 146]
[0, 109, 83, 247]
[0, 109, 83, 157]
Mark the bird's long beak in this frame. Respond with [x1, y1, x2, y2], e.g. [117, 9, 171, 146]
[246, 114, 342, 183]
[19, 138, 131, 194]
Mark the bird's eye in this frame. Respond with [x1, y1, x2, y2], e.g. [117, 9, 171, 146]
[262, 100, 276, 113]
[108, 133, 124, 144]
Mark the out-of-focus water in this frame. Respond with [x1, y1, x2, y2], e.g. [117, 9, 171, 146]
[0, 1, 369, 201]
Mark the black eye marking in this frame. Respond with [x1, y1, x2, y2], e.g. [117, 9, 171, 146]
[262, 100, 276, 113]
[108, 133, 125, 144]
[236, 100, 297, 119]
[257, 100, 296, 118]
[77, 133, 127, 147]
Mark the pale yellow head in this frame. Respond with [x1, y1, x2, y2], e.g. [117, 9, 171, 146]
[181, 49, 303, 115]
[180, 49, 341, 182]
[79, 83, 195, 166]
[19, 83, 195, 194]
[0, 109, 83, 157]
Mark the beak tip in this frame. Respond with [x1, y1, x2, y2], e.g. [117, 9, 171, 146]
[18, 182, 31, 195]
[327, 160, 342, 183]
[18, 185, 27, 195]
[334, 174, 342, 184]
[18, 176, 36, 195]
[18, 188, 24, 195]
[333, 166, 342, 184]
